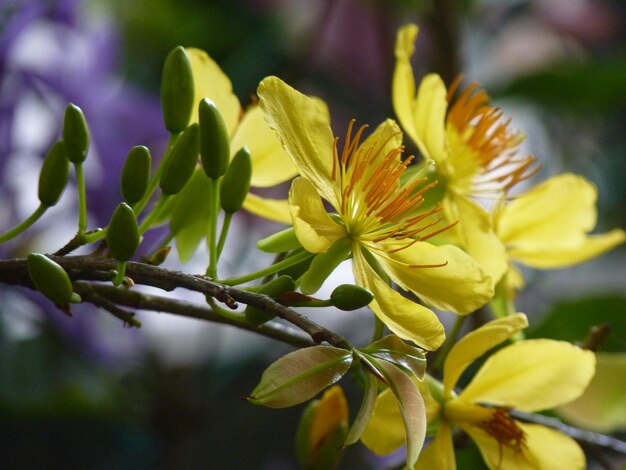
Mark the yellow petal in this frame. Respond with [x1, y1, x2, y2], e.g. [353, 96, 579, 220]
[415, 422, 456, 470]
[496, 173, 626, 268]
[231, 105, 298, 187]
[258, 76, 338, 207]
[372, 241, 494, 314]
[186, 48, 241, 135]
[308, 385, 349, 453]
[447, 195, 508, 284]
[464, 422, 586, 470]
[243, 192, 292, 224]
[443, 314, 528, 398]
[353, 248, 445, 350]
[289, 177, 346, 253]
[459, 339, 596, 411]
[412, 74, 449, 170]
[558, 352, 626, 432]
[360, 386, 406, 455]
[392, 24, 419, 146]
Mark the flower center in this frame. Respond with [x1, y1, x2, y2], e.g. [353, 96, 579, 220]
[483, 407, 526, 452]
[331, 120, 455, 255]
[447, 76, 539, 195]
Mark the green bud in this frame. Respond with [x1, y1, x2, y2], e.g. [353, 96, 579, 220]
[257, 227, 302, 253]
[107, 202, 140, 262]
[121, 146, 152, 204]
[27, 253, 81, 304]
[245, 275, 296, 324]
[300, 238, 352, 295]
[159, 123, 200, 195]
[330, 284, 373, 311]
[38, 140, 70, 207]
[161, 46, 195, 133]
[62, 103, 89, 163]
[199, 98, 230, 179]
[220, 147, 252, 213]
[295, 399, 319, 468]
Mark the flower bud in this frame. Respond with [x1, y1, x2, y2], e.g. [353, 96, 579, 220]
[159, 123, 200, 195]
[257, 227, 301, 253]
[121, 145, 152, 204]
[220, 147, 251, 213]
[330, 284, 373, 311]
[27, 253, 81, 304]
[295, 386, 348, 470]
[107, 202, 140, 262]
[38, 140, 70, 207]
[199, 98, 230, 179]
[62, 103, 89, 163]
[161, 46, 195, 133]
[245, 275, 296, 325]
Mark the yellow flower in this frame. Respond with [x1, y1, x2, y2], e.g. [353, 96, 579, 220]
[494, 173, 626, 297]
[361, 314, 596, 470]
[258, 76, 494, 350]
[186, 48, 298, 223]
[393, 24, 539, 284]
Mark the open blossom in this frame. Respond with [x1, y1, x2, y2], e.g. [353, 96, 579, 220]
[186, 48, 298, 223]
[393, 24, 539, 284]
[494, 173, 626, 297]
[362, 314, 596, 469]
[258, 76, 493, 350]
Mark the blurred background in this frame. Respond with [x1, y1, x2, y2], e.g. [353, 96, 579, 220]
[1, 0, 625, 468]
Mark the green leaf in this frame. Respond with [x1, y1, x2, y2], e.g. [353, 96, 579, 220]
[344, 371, 378, 446]
[526, 295, 626, 352]
[248, 346, 352, 409]
[366, 356, 426, 469]
[169, 167, 212, 263]
[363, 335, 427, 380]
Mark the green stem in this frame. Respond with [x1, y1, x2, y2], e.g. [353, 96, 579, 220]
[74, 162, 88, 232]
[83, 228, 107, 244]
[371, 316, 385, 343]
[0, 204, 48, 243]
[216, 212, 232, 259]
[431, 315, 467, 372]
[133, 132, 180, 215]
[220, 249, 314, 286]
[206, 177, 221, 279]
[138, 195, 171, 235]
[113, 261, 127, 286]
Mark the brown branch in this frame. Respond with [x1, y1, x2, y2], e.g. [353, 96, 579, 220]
[0, 255, 350, 349]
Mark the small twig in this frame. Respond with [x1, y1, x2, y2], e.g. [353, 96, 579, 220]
[77, 284, 141, 327]
[510, 409, 626, 454]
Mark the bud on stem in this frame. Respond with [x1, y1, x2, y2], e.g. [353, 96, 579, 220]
[38, 140, 70, 207]
[220, 147, 252, 213]
[121, 146, 152, 204]
[27, 253, 81, 304]
[159, 123, 200, 195]
[107, 202, 140, 262]
[161, 46, 195, 133]
[63, 103, 89, 164]
[199, 98, 230, 179]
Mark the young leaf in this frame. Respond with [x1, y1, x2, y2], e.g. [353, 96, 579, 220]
[367, 357, 426, 469]
[248, 346, 352, 409]
[169, 167, 212, 263]
[363, 335, 427, 380]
